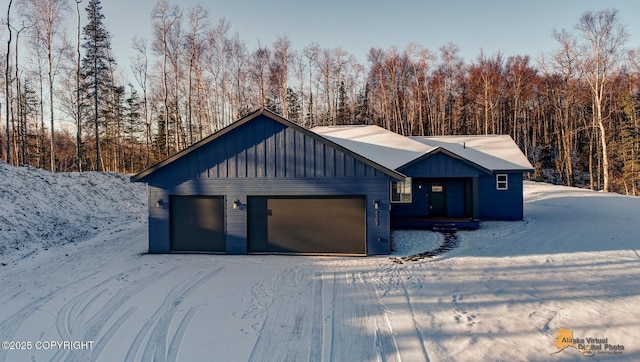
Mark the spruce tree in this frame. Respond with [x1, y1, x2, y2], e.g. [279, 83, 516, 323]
[619, 92, 640, 195]
[286, 88, 301, 124]
[336, 81, 349, 125]
[80, 0, 115, 171]
[124, 85, 143, 172]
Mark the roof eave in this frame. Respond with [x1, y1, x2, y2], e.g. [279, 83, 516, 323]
[131, 108, 266, 182]
[131, 108, 406, 182]
[398, 147, 494, 175]
[494, 168, 535, 174]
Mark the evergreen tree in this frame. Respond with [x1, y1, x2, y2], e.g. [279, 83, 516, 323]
[154, 105, 167, 159]
[125, 86, 143, 139]
[18, 78, 39, 165]
[286, 87, 301, 124]
[618, 91, 640, 195]
[80, 0, 115, 171]
[354, 83, 370, 125]
[336, 81, 350, 125]
[305, 92, 315, 128]
[124, 85, 143, 172]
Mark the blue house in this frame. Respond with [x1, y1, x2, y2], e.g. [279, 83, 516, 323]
[313, 126, 534, 229]
[132, 109, 533, 255]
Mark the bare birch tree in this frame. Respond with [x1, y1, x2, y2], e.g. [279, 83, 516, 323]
[575, 8, 628, 192]
[20, 0, 69, 172]
[545, 29, 582, 186]
[270, 36, 290, 116]
[131, 36, 150, 166]
[4, 0, 12, 164]
[75, 0, 82, 171]
[185, 5, 208, 145]
[151, 0, 181, 157]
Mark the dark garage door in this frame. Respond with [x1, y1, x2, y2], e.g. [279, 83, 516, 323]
[247, 196, 366, 255]
[170, 196, 226, 252]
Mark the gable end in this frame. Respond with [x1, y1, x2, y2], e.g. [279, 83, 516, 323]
[132, 109, 404, 182]
[398, 148, 492, 177]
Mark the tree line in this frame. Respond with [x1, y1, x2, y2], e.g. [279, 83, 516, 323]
[1, 1, 639, 194]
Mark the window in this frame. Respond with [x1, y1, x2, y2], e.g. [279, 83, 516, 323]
[496, 174, 508, 190]
[391, 178, 412, 203]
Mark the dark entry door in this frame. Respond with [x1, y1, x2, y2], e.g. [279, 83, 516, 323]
[170, 195, 226, 252]
[429, 183, 446, 217]
[247, 196, 366, 255]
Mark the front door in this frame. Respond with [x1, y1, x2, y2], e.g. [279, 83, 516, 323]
[429, 182, 446, 217]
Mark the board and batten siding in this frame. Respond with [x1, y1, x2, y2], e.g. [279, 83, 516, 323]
[149, 178, 391, 255]
[145, 115, 393, 255]
[151, 115, 384, 181]
[399, 151, 485, 178]
[393, 150, 527, 222]
[478, 172, 524, 220]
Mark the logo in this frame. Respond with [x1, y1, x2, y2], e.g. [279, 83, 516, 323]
[552, 328, 624, 357]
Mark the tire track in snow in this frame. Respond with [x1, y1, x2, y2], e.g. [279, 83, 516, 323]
[0, 270, 100, 362]
[125, 267, 224, 362]
[371, 263, 431, 362]
[0, 289, 67, 362]
[142, 267, 224, 362]
[319, 271, 334, 362]
[330, 271, 382, 361]
[248, 267, 318, 362]
[53, 266, 178, 362]
[55, 266, 144, 342]
[249, 266, 403, 362]
[88, 306, 138, 359]
[396, 266, 431, 362]
[364, 272, 401, 362]
[166, 306, 198, 362]
[309, 272, 324, 362]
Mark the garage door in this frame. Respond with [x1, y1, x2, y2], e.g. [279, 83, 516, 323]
[170, 196, 225, 252]
[247, 196, 366, 255]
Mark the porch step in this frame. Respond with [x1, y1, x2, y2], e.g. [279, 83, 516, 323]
[432, 223, 458, 232]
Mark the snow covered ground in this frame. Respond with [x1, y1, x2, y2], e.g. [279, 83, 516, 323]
[1, 162, 639, 361]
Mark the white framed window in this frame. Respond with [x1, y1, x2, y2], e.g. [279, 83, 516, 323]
[391, 178, 412, 203]
[496, 174, 508, 190]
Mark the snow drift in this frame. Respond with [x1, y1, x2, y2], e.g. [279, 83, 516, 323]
[0, 162, 146, 265]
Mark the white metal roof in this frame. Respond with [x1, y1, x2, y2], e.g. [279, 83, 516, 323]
[312, 125, 533, 172]
[412, 135, 534, 171]
[312, 125, 435, 170]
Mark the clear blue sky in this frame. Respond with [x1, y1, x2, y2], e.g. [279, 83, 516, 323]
[99, 0, 640, 67]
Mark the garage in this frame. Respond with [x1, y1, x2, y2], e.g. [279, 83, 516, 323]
[133, 109, 399, 255]
[247, 196, 366, 255]
[170, 196, 226, 253]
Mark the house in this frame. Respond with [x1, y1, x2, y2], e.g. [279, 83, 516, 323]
[131, 109, 401, 256]
[131, 108, 533, 256]
[312, 126, 534, 228]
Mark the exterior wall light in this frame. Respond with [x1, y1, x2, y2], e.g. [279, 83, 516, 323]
[156, 198, 164, 208]
[233, 199, 241, 209]
[373, 199, 379, 210]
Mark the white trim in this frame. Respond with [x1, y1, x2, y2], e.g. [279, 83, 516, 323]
[496, 174, 508, 190]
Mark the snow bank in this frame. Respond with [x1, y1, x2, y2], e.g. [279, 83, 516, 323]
[0, 162, 147, 265]
[453, 181, 640, 258]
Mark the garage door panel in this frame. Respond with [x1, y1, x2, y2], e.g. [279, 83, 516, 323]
[170, 196, 226, 252]
[248, 196, 365, 255]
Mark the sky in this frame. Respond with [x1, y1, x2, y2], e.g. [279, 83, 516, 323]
[98, 0, 640, 72]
